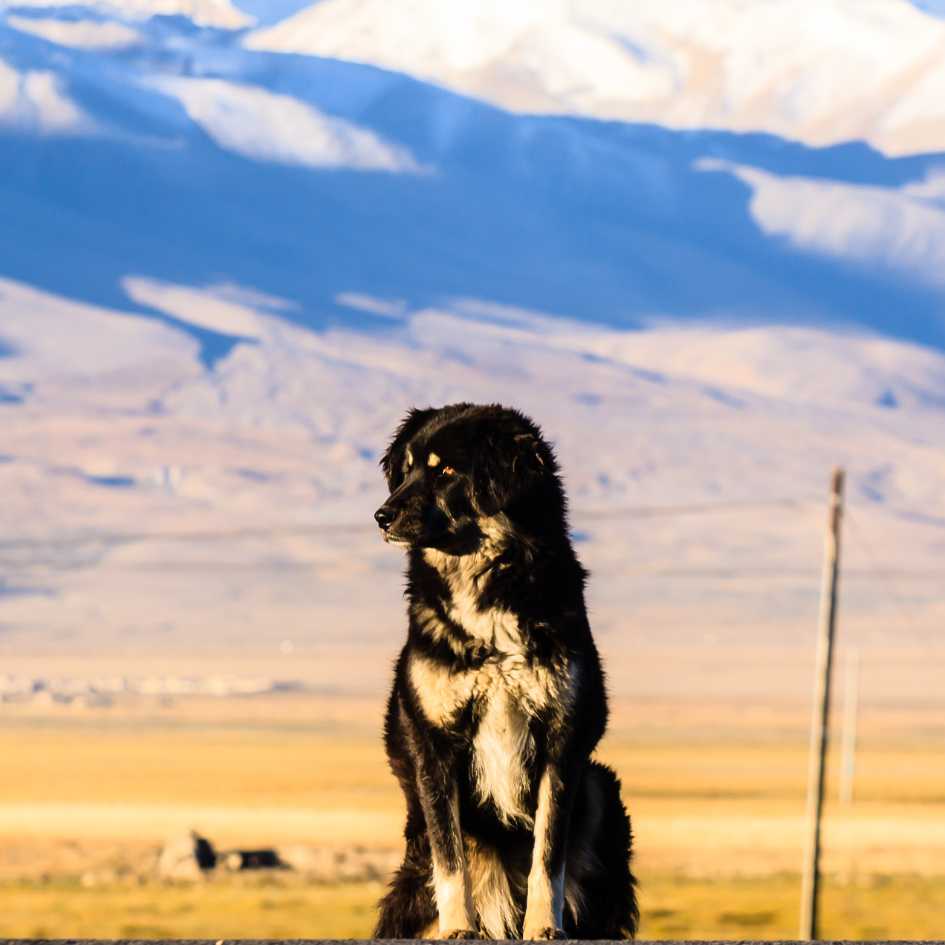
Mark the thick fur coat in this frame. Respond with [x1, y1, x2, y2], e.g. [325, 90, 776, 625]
[372, 403, 638, 940]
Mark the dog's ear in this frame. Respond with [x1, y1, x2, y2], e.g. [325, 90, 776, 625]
[474, 429, 547, 516]
[381, 407, 437, 490]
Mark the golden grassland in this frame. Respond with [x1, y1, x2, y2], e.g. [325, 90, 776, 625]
[7, 873, 945, 940]
[1, 688, 944, 939]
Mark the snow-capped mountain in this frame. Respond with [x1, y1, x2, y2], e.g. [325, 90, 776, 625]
[1, 0, 943, 662]
[4, 2, 945, 347]
[247, 0, 945, 156]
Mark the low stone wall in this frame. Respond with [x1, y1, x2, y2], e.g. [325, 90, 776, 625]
[4, 939, 939, 944]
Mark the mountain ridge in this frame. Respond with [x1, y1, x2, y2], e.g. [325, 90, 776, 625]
[247, 0, 945, 156]
[1, 0, 944, 654]
[3, 15, 945, 350]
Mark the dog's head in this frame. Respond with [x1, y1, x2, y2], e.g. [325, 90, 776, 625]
[374, 403, 559, 552]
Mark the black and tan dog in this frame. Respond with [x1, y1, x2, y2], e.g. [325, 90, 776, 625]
[373, 403, 638, 940]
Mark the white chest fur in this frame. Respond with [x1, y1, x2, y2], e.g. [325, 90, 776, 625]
[471, 656, 536, 825]
[413, 545, 573, 825]
[423, 544, 522, 650]
[410, 647, 554, 827]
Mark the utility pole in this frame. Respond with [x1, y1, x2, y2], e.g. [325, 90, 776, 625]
[839, 648, 860, 805]
[800, 467, 844, 941]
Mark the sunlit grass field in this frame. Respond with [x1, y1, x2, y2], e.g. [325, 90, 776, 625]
[2, 687, 944, 939]
[8, 873, 945, 939]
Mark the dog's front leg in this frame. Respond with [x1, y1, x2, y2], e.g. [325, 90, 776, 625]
[428, 783, 477, 939]
[407, 722, 477, 938]
[523, 760, 575, 941]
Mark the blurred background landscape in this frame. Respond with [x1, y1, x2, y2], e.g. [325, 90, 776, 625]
[1, 0, 944, 937]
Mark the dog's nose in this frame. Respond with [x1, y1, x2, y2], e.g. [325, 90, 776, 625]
[374, 506, 395, 530]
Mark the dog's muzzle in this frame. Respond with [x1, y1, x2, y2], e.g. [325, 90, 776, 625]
[374, 505, 396, 531]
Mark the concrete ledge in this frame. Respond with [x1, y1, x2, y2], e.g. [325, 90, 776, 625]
[4, 940, 941, 944]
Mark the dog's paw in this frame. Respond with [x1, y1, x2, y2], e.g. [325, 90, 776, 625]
[442, 929, 481, 940]
[523, 927, 567, 940]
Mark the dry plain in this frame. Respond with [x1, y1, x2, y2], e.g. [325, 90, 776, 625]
[2, 646, 944, 940]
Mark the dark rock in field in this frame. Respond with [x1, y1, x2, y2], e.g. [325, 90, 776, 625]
[156, 830, 217, 881]
[221, 848, 286, 871]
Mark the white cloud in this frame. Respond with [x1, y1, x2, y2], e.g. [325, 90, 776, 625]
[6, 0, 251, 28]
[7, 16, 143, 50]
[148, 76, 426, 173]
[0, 57, 95, 134]
[336, 293, 408, 319]
[122, 277, 270, 339]
[699, 158, 945, 290]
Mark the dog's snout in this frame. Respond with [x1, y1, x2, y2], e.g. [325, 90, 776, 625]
[374, 505, 395, 530]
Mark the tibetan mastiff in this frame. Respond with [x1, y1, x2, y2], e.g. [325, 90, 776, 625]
[373, 403, 638, 940]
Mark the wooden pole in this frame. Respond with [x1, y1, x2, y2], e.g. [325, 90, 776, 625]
[799, 467, 844, 941]
[839, 647, 860, 805]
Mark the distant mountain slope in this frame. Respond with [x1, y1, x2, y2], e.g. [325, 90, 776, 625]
[2, 9, 945, 353]
[2, 278, 944, 654]
[1, 2, 944, 656]
[247, 0, 945, 156]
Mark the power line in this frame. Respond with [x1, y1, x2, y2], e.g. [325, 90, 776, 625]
[0, 522, 369, 552]
[1, 501, 943, 586]
[578, 497, 818, 519]
[0, 498, 819, 551]
[843, 507, 938, 640]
